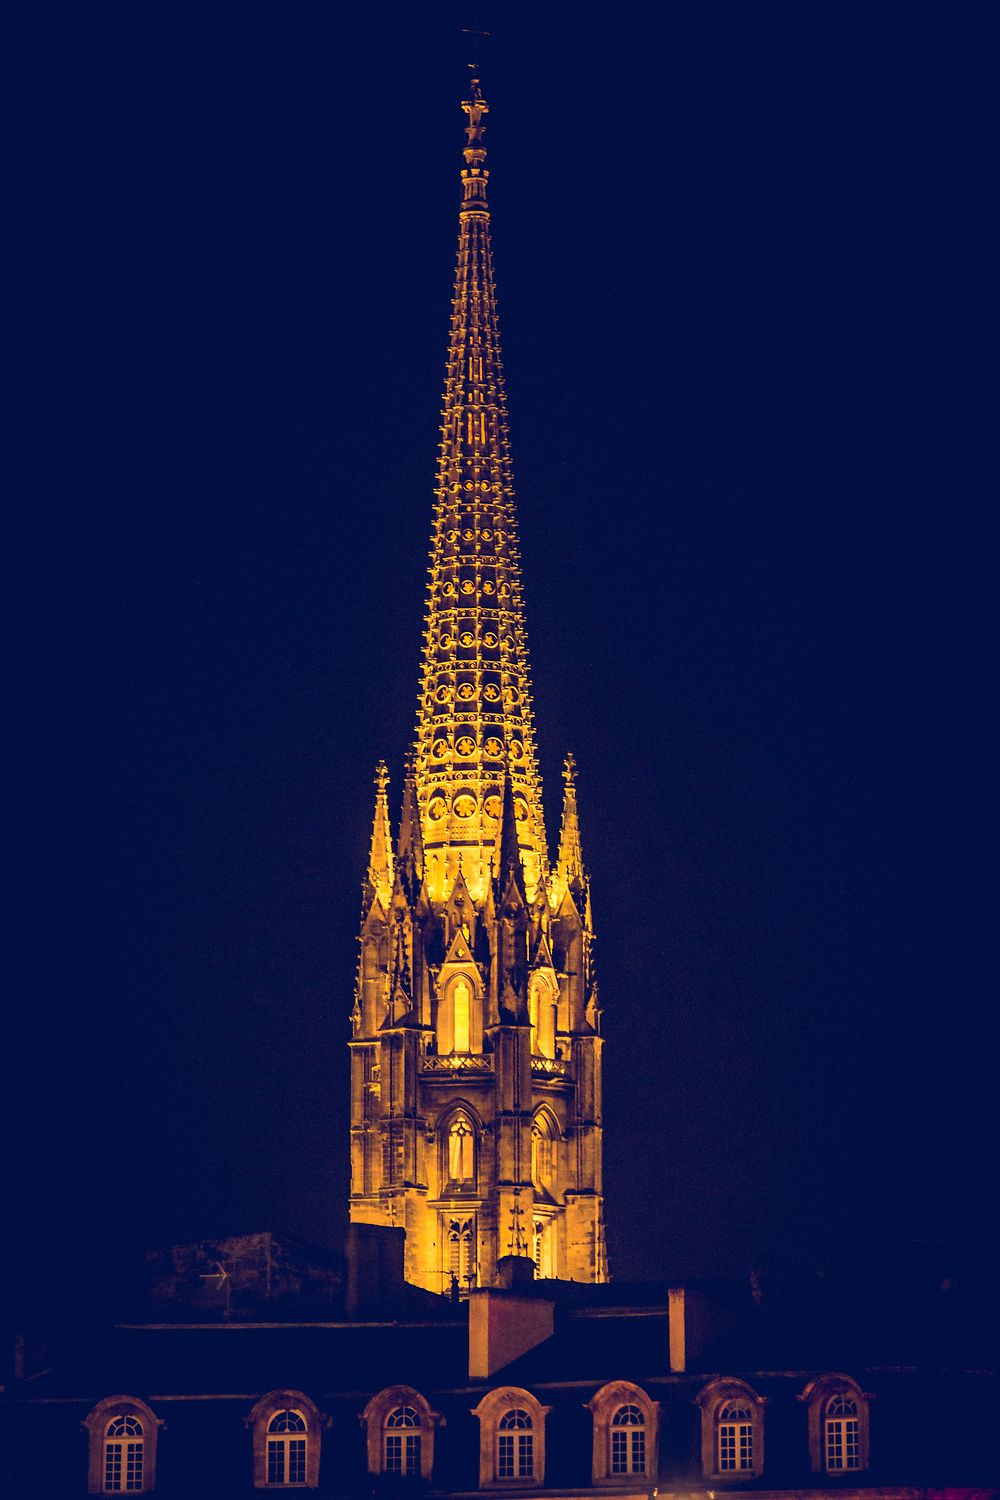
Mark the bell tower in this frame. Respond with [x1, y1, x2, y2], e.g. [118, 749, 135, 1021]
[348, 71, 608, 1293]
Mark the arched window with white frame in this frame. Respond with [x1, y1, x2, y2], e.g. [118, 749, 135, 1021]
[823, 1393, 861, 1471]
[587, 1380, 659, 1483]
[497, 1409, 533, 1479]
[695, 1379, 765, 1481]
[383, 1407, 421, 1476]
[471, 1386, 551, 1487]
[610, 1405, 646, 1474]
[83, 1397, 162, 1496]
[266, 1410, 307, 1487]
[798, 1374, 871, 1476]
[104, 1415, 144, 1493]
[718, 1400, 754, 1472]
[245, 1390, 327, 1489]
[362, 1386, 440, 1481]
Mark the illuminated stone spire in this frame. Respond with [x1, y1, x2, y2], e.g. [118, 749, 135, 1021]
[555, 753, 586, 892]
[396, 759, 424, 895]
[413, 70, 547, 907]
[365, 760, 394, 910]
[350, 70, 607, 1295]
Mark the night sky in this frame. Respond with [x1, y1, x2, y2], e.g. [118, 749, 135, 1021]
[10, 6, 996, 1314]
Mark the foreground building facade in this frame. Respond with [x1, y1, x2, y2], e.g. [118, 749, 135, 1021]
[6, 1229, 997, 1496]
[348, 75, 606, 1294]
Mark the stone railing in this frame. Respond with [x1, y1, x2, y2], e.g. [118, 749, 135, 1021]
[421, 1052, 494, 1074]
[530, 1055, 572, 1079]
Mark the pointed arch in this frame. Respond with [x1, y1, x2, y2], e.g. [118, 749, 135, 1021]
[436, 966, 483, 1055]
[527, 970, 557, 1058]
[530, 1105, 560, 1200]
[438, 1100, 482, 1194]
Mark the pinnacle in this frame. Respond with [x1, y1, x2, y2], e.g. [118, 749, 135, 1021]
[365, 761, 394, 909]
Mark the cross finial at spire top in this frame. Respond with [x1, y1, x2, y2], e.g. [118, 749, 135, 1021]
[374, 759, 389, 792]
[563, 752, 578, 786]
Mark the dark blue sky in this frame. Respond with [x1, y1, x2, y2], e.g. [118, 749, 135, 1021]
[10, 4, 996, 1308]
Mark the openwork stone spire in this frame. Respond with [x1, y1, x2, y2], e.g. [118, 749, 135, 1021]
[350, 70, 607, 1296]
[365, 760, 394, 910]
[413, 73, 547, 906]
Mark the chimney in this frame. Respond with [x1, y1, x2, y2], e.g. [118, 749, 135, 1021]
[469, 1258, 554, 1379]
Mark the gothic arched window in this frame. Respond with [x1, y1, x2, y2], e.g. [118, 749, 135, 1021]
[696, 1379, 765, 1480]
[453, 977, 471, 1052]
[448, 1114, 475, 1185]
[530, 1117, 554, 1197]
[527, 976, 556, 1058]
[83, 1397, 162, 1496]
[447, 1215, 476, 1291]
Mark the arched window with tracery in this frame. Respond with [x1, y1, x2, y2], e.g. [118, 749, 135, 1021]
[696, 1379, 765, 1481]
[83, 1398, 162, 1496]
[246, 1390, 327, 1489]
[447, 1215, 476, 1291]
[587, 1381, 658, 1483]
[798, 1375, 870, 1476]
[266, 1410, 307, 1487]
[448, 1113, 475, 1186]
[527, 975, 556, 1058]
[472, 1387, 550, 1487]
[362, 1386, 440, 1481]
[530, 1109, 557, 1201]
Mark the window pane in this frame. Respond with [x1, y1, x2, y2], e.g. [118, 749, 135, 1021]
[125, 1441, 143, 1492]
[498, 1433, 515, 1479]
[517, 1433, 533, 1477]
[632, 1429, 646, 1472]
[267, 1439, 285, 1485]
[288, 1438, 306, 1485]
[104, 1443, 122, 1492]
